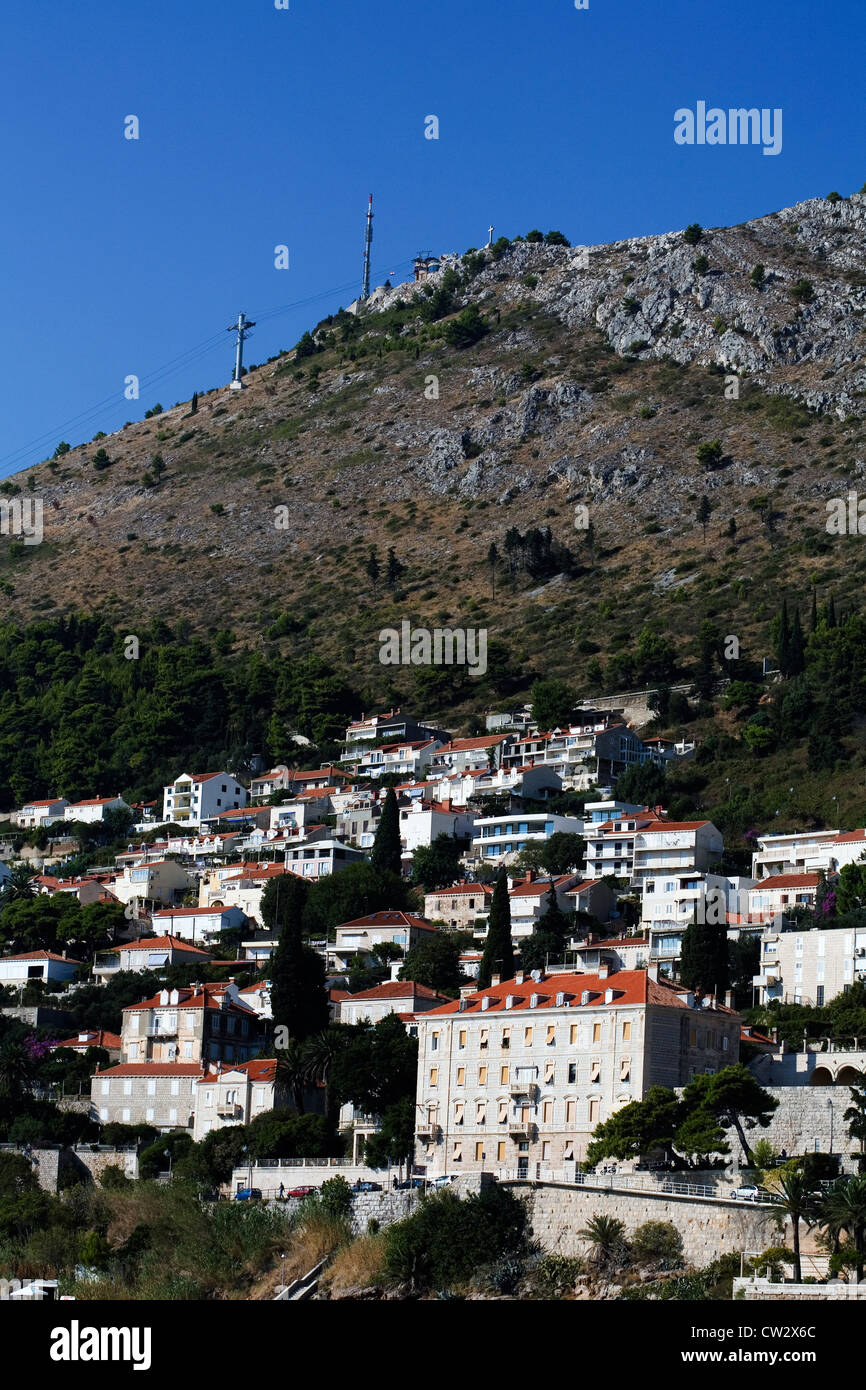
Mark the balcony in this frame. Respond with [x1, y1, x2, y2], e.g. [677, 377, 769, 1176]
[216, 1103, 241, 1118]
[146, 1027, 177, 1039]
[416, 1122, 441, 1142]
[509, 1080, 538, 1100]
[508, 1120, 536, 1139]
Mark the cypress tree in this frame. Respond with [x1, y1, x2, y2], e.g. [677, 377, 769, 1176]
[371, 786, 402, 877]
[777, 599, 791, 675]
[270, 874, 329, 1043]
[827, 594, 837, 628]
[678, 917, 729, 1000]
[788, 607, 805, 676]
[810, 588, 818, 633]
[478, 868, 514, 988]
[521, 883, 571, 973]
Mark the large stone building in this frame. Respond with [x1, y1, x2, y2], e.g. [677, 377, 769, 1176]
[753, 919, 866, 1007]
[413, 964, 741, 1177]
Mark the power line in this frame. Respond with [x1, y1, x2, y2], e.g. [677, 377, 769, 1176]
[0, 255, 419, 477]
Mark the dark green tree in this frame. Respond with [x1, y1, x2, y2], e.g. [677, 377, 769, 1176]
[371, 786, 402, 877]
[270, 875, 328, 1043]
[530, 678, 574, 731]
[696, 495, 712, 542]
[586, 1086, 681, 1165]
[478, 868, 514, 988]
[411, 833, 465, 890]
[398, 933, 465, 994]
[679, 917, 729, 999]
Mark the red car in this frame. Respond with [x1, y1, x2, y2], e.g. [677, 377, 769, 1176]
[286, 1185, 317, 1199]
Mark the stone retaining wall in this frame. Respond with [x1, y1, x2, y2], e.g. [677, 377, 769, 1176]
[516, 1182, 780, 1267]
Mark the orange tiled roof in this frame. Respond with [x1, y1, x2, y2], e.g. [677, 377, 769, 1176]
[424, 969, 740, 1017]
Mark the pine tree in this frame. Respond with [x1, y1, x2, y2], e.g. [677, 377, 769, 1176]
[366, 547, 380, 590]
[726, 517, 737, 539]
[371, 786, 402, 877]
[270, 874, 329, 1043]
[811, 588, 818, 633]
[478, 868, 514, 988]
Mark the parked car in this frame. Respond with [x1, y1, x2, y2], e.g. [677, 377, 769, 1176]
[352, 1180, 383, 1193]
[286, 1185, 317, 1199]
[395, 1177, 429, 1190]
[732, 1185, 763, 1201]
[432, 1174, 457, 1189]
[234, 1188, 262, 1202]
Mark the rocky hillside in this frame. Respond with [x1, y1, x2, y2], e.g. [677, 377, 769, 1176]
[2, 192, 866, 712]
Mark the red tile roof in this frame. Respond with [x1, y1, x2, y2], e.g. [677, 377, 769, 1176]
[337, 911, 437, 932]
[123, 984, 257, 1015]
[196, 1058, 277, 1083]
[342, 980, 450, 1003]
[565, 880, 602, 894]
[435, 735, 510, 754]
[752, 873, 822, 890]
[152, 906, 239, 918]
[2, 950, 76, 963]
[426, 882, 493, 897]
[424, 969, 740, 1017]
[112, 936, 214, 954]
[509, 875, 576, 898]
[834, 829, 866, 843]
[58, 1029, 122, 1050]
[95, 1063, 208, 1077]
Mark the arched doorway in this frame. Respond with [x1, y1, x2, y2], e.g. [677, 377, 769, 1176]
[809, 1066, 833, 1086]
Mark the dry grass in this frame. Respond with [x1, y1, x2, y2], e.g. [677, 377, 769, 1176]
[319, 1233, 388, 1296]
[280, 1212, 353, 1284]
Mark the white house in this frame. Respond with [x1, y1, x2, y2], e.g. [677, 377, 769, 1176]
[93, 935, 215, 983]
[471, 812, 584, 867]
[0, 950, 80, 987]
[14, 798, 69, 829]
[151, 904, 247, 943]
[283, 838, 367, 879]
[507, 872, 587, 941]
[337, 980, 450, 1026]
[63, 796, 131, 824]
[331, 911, 439, 971]
[357, 739, 444, 781]
[162, 772, 248, 828]
[399, 799, 475, 856]
[631, 820, 724, 897]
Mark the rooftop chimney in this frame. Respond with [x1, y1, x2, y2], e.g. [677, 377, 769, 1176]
[514, 971, 525, 986]
[724, 990, 734, 1009]
[597, 963, 609, 980]
[646, 963, 659, 982]
[491, 974, 501, 987]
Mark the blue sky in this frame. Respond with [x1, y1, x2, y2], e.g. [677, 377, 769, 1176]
[0, 0, 863, 477]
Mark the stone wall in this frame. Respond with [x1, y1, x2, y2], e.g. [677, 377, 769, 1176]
[729, 1086, 860, 1158]
[734, 1277, 866, 1300]
[516, 1181, 780, 1267]
[64, 1147, 139, 1184]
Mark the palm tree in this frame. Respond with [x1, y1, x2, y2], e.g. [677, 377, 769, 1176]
[275, 1038, 309, 1115]
[301, 1028, 347, 1125]
[817, 1174, 866, 1279]
[577, 1214, 627, 1270]
[773, 1168, 819, 1283]
[0, 864, 36, 906]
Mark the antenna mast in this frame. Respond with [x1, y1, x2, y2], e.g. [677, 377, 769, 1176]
[227, 312, 256, 390]
[361, 195, 374, 301]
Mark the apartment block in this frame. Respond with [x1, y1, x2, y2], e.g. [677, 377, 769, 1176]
[414, 965, 740, 1175]
[753, 921, 866, 1007]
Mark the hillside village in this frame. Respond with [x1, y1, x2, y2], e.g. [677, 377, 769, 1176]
[3, 678, 866, 1301]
